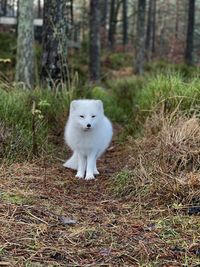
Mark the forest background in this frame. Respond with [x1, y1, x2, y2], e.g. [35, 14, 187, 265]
[0, 0, 200, 266]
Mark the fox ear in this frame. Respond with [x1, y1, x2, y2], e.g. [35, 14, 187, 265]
[70, 100, 78, 111]
[96, 100, 104, 112]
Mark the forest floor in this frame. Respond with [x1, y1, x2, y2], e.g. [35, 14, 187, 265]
[0, 133, 200, 267]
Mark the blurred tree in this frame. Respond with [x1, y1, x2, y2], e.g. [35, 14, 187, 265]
[70, 0, 74, 25]
[185, 0, 195, 65]
[108, 0, 121, 50]
[38, 0, 42, 18]
[123, 0, 128, 46]
[41, 0, 68, 87]
[80, 0, 88, 41]
[100, 0, 108, 47]
[109, 0, 116, 49]
[15, 0, 34, 89]
[175, 0, 180, 39]
[151, 0, 156, 53]
[145, 0, 153, 59]
[89, 0, 101, 82]
[135, 0, 146, 75]
[1, 0, 7, 16]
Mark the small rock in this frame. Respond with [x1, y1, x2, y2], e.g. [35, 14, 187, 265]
[59, 216, 77, 226]
[188, 206, 200, 215]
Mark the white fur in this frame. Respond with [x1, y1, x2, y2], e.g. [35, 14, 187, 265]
[63, 99, 113, 180]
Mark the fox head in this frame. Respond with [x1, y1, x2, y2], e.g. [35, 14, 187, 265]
[69, 99, 104, 131]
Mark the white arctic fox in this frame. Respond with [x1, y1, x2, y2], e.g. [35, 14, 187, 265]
[63, 99, 113, 180]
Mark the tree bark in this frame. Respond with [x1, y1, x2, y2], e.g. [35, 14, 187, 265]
[89, 0, 101, 82]
[15, 0, 34, 89]
[185, 0, 195, 65]
[135, 0, 146, 75]
[41, 0, 68, 87]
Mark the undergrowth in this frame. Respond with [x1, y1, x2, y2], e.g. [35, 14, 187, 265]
[1, 72, 200, 162]
[0, 86, 71, 162]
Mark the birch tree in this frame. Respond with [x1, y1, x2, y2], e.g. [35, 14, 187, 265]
[15, 0, 34, 89]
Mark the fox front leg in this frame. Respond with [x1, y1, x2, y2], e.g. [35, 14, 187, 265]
[85, 154, 96, 180]
[94, 161, 99, 175]
[76, 153, 86, 179]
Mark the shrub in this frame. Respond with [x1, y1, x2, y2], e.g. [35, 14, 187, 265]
[102, 52, 133, 70]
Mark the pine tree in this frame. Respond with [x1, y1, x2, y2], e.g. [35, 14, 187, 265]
[123, 0, 128, 46]
[89, 0, 101, 82]
[135, 0, 146, 75]
[185, 0, 195, 65]
[41, 0, 68, 87]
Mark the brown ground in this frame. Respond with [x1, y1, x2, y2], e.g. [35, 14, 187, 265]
[0, 140, 199, 266]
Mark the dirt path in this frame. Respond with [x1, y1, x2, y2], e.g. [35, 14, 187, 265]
[0, 142, 199, 266]
[0, 142, 144, 266]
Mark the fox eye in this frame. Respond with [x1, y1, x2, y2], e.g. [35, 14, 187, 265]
[80, 115, 84, 118]
[92, 115, 96, 118]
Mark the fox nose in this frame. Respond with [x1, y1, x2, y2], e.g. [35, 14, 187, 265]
[87, 124, 91, 128]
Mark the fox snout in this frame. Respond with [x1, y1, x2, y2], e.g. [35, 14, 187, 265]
[84, 123, 92, 130]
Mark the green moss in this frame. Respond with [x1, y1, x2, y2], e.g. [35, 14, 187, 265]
[0, 191, 32, 205]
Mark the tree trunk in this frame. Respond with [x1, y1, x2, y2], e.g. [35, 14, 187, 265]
[122, 0, 128, 46]
[175, 0, 180, 38]
[135, 0, 146, 75]
[38, 0, 42, 18]
[100, 0, 108, 48]
[151, 0, 156, 53]
[15, 0, 34, 89]
[1, 0, 7, 16]
[185, 0, 195, 65]
[70, 0, 74, 25]
[89, 0, 101, 82]
[108, 0, 116, 49]
[145, 0, 153, 59]
[108, 0, 122, 50]
[41, 0, 68, 87]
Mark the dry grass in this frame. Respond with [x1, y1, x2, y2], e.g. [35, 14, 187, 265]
[121, 106, 200, 208]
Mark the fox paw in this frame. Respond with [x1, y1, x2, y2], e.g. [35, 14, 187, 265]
[63, 161, 77, 170]
[75, 172, 84, 179]
[94, 169, 99, 175]
[85, 174, 95, 180]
